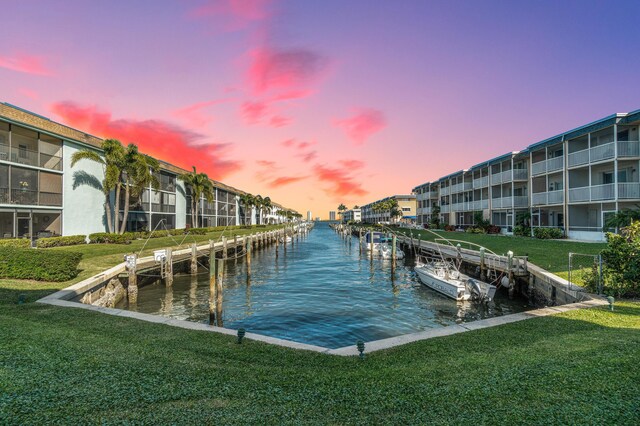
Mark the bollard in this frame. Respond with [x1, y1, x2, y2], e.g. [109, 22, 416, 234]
[507, 250, 514, 299]
[127, 253, 138, 303]
[479, 247, 486, 281]
[237, 328, 246, 344]
[234, 235, 238, 264]
[190, 243, 198, 275]
[607, 296, 615, 311]
[357, 340, 365, 360]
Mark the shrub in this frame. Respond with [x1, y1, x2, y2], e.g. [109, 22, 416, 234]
[36, 235, 86, 248]
[600, 222, 640, 297]
[89, 233, 131, 244]
[0, 247, 82, 281]
[513, 225, 531, 237]
[533, 227, 563, 239]
[187, 228, 208, 235]
[0, 238, 30, 248]
[466, 227, 486, 234]
[444, 225, 456, 232]
[487, 225, 501, 234]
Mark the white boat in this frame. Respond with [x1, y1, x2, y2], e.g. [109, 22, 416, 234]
[378, 243, 405, 260]
[415, 260, 496, 302]
[361, 231, 384, 252]
[279, 236, 293, 243]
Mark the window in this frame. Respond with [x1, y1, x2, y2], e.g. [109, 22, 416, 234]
[402, 207, 411, 212]
[603, 172, 614, 185]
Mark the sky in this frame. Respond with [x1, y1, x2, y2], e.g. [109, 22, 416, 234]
[1, 0, 639, 219]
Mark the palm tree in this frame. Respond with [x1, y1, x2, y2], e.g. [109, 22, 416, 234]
[337, 203, 347, 222]
[261, 196, 272, 224]
[71, 139, 126, 233]
[179, 166, 214, 228]
[254, 195, 264, 224]
[353, 205, 359, 209]
[119, 146, 159, 234]
[240, 193, 256, 225]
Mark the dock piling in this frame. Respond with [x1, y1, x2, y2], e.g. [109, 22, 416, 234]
[165, 248, 173, 286]
[209, 241, 216, 324]
[127, 254, 138, 304]
[216, 258, 224, 327]
[190, 243, 198, 275]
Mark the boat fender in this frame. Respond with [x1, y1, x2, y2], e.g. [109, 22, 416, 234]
[500, 276, 511, 288]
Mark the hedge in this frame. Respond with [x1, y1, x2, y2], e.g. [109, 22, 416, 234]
[36, 235, 86, 248]
[0, 247, 83, 281]
[533, 227, 563, 239]
[0, 238, 30, 248]
[88, 233, 131, 244]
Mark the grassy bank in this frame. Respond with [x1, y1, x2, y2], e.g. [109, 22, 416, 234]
[386, 227, 605, 279]
[1, 301, 638, 423]
[0, 225, 285, 305]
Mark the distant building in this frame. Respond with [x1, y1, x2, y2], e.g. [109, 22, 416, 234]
[361, 195, 417, 224]
[307, 210, 312, 221]
[315, 217, 320, 222]
[343, 208, 361, 223]
[329, 211, 336, 221]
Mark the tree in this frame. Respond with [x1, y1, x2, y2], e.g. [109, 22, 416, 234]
[430, 204, 441, 229]
[603, 206, 640, 231]
[599, 221, 640, 297]
[240, 193, 256, 225]
[337, 203, 347, 221]
[353, 205, 359, 209]
[71, 139, 122, 233]
[179, 166, 214, 229]
[118, 146, 159, 234]
[261, 196, 272, 224]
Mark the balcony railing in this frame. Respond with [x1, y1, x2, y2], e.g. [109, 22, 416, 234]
[533, 190, 565, 205]
[152, 203, 176, 213]
[39, 192, 63, 206]
[513, 195, 529, 207]
[568, 184, 615, 202]
[513, 169, 528, 180]
[451, 183, 462, 193]
[0, 144, 63, 171]
[568, 142, 615, 167]
[618, 182, 640, 199]
[440, 187, 450, 196]
[2, 188, 62, 206]
[617, 141, 640, 157]
[491, 172, 503, 185]
[531, 161, 546, 176]
[430, 191, 439, 199]
[463, 182, 473, 191]
[441, 205, 450, 213]
[491, 197, 512, 209]
[473, 176, 489, 188]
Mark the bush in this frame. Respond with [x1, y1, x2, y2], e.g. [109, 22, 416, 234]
[0, 238, 30, 248]
[533, 227, 563, 239]
[487, 225, 501, 234]
[0, 247, 82, 281]
[88, 233, 131, 244]
[466, 227, 486, 234]
[187, 228, 208, 235]
[36, 235, 86, 248]
[513, 225, 531, 237]
[599, 222, 640, 297]
[444, 225, 456, 232]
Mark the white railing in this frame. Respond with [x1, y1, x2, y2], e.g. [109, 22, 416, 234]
[513, 196, 529, 207]
[491, 197, 513, 208]
[568, 149, 590, 167]
[430, 191, 439, 199]
[513, 169, 528, 180]
[618, 183, 640, 199]
[548, 190, 563, 204]
[491, 172, 503, 185]
[590, 183, 615, 201]
[441, 205, 450, 213]
[568, 187, 590, 202]
[531, 161, 546, 176]
[481, 199, 488, 209]
[532, 192, 547, 205]
[473, 176, 489, 188]
[423, 207, 432, 214]
[441, 187, 450, 195]
[463, 182, 473, 191]
[618, 141, 640, 157]
[590, 142, 615, 163]
[547, 156, 564, 172]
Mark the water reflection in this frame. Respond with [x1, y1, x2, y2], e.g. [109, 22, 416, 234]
[118, 223, 531, 349]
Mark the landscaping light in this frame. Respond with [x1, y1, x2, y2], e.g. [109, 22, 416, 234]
[607, 296, 615, 311]
[18, 294, 26, 305]
[237, 328, 246, 344]
[356, 340, 365, 359]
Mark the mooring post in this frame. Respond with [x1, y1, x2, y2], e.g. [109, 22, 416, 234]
[216, 258, 224, 327]
[479, 247, 486, 281]
[127, 253, 138, 304]
[391, 234, 397, 273]
[222, 236, 228, 259]
[234, 235, 238, 264]
[359, 229, 363, 254]
[165, 248, 174, 286]
[507, 250, 515, 299]
[209, 241, 216, 324]
[369, 231, 374, 260]
[190, 243, 198, 275]
[246, 236, 252, 277]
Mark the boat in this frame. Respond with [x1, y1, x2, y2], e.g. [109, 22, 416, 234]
[415, 259, 496, 302]
[279, 235, 293, 243]
[377, 243, 405, 259]
[361, 231, 384, 252]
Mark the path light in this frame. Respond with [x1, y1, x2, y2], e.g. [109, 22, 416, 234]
[237, 328, 246, 344]
[607, 296, 615, 311]
[18, 294, 26, 305]
[356, 340, 365, 359]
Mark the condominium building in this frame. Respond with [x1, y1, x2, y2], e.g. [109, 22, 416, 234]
[0, 103, 292, 240]
[361, 195, 416, 224]
[329, 211, 336, 221]
[342, 208, 361, 223]
[413, 109, 640, 241]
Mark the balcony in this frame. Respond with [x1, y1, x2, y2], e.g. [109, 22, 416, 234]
[532, 157, 564, 176]
[441, 204, 450, 213]
[440, 187, 450, 196]
[568, 184, 615, 202]
[618, 182, 640, 199]
[152, 203, 176, 213]
[568, 142, 615, 167]
[532, 190, 564, 206]
[513, 195, 529, 207]
[473, 176, 489, 188]
[463, 182, 473, 191]
[0, 144, 63, 171]
[491, 197, 512, 209]
[1, 188, 62, 206]
[491, 172, 503, 185]
[450, 183, 462, 193]
[429, 190, 439, 199]
[513, 169, 528, 180]
[618, 141, 640, 157]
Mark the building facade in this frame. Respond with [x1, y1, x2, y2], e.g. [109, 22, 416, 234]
[342, 208, 361, 223]
[0, 103, 292, 240]
[329, 211, 336, 221]
[361, 195, 417, 224]
[413, 110, 640, 241]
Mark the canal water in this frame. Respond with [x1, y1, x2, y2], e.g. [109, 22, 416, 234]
[121, 222, 531, 349]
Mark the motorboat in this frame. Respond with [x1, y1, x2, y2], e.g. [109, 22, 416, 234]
[377, 243, 405, 259]
[415, 260, 496, 302]
[361, 231, 384, 252]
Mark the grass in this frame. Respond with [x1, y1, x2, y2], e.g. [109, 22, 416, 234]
[0, 301, 638, 424]
[0, 225, 285, 305]
[388, 227, 606, 280]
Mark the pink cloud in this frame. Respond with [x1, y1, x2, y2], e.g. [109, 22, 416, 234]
[269, 115, 292, 128]
[247, 46, 328, 96]
[18, 88, 39, 100]
[187, 0, 273, 31]
[268, 175, 308, 188]
[240, 100, 270, 124]
[299, 151, 317, 163]
[256, 160, 277, 168]
[335, 108, 386, 145]
[50, 101, 241, 179]
[0, 53, 52, 76]
[338, 159, 365, 170]
[172, 99, 233, 128]
[313, 164, 368, 198]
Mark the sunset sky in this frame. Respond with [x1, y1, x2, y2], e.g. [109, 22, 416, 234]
[1, 0, 639, 218]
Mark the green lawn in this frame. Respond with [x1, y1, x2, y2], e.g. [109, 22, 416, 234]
[0, 225, 285, 305]
[389, 228, 606, 280]
[1, 301, 638, 424]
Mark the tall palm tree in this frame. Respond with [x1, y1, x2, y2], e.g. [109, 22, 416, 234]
[254, 195, 264, 224]
[71, 139, 125, 233]
[179, 166, 214, 228]
[261, 196, 272, 224]
[119, 146, 159, 234]
[240, 193, 256, 225]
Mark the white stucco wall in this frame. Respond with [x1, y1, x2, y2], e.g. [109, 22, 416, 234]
[567, 230, 605, 242]
[62, 141, 107, 236]
[176, 180, 187, 228]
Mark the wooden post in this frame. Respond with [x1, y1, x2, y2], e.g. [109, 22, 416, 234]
[359, 229, 363, 254]
[283, 230, 287, 253]
[165, 248, 173, 286]
[391, 235, 397, 273]
[479, 247, 486, 281]
[246, 236, 252, 277]
[507, 251, 515, 299]
[369, 231, 374, 260]
[209, 241, 216, 324]
[222, 236, 228, 259]
[127, 254, 138, 304]
[216, 258, 224, 327]
[190, 243, 198, 275]
[234, 235, 238, 264]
